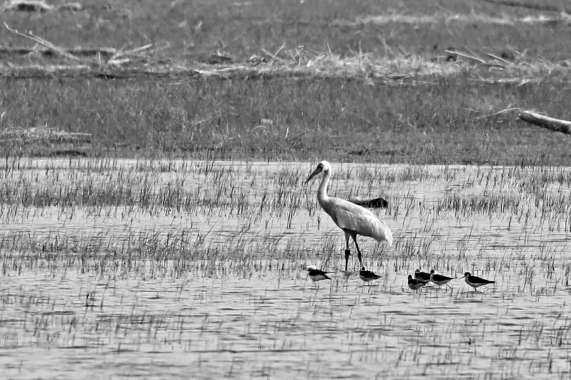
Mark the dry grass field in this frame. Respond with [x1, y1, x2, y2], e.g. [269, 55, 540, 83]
[1, 0, 571, 164]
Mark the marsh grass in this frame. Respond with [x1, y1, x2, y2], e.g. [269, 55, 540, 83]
[2, 0, 571, 163]
[1, 160, 570, 292]
[2, 76, 571, 164]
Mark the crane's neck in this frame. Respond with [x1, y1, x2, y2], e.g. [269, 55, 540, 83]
[317, 170, 331, 206]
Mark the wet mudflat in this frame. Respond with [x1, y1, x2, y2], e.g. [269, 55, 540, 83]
[0, 159, 569, 379]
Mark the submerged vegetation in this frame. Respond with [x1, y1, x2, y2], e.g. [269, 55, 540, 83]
[0, 158, 570, 378]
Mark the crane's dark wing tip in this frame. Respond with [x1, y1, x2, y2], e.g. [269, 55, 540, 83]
[349, 197, 389, 209]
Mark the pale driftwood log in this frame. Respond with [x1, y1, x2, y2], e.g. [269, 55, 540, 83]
[0, 127, 92, 144]
[444, 49, 505, 68]
[480, 0, 571, 13]
[0, 46, 117, 59]
[518, 110, 571, 135]
[2, 0, 82, 12]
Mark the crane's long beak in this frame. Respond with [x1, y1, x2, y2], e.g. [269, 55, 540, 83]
[305, 166, 322, 184]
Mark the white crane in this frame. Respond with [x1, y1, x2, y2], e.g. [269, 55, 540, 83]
[305, 160, 393, 272]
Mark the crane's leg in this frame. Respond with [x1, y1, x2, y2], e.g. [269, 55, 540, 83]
[351, 234, 364, 270]
[344, 231, 351, 271]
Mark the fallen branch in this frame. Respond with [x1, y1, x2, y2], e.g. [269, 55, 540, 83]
[335, 12, 571, 27]
[261, 43, 288, 64]
[4, 22, 81, 62]
[2, 0, 82, 12]
[0, 46, 117, 59]
[0, 126, 92, 144]
[483, 52, 512, 66]
[445, 48, 506, 68]
[480, 0, 571, 13]
[474, 106, 520, 120]
[2, 0, 52, 12]
[3, 23, 156, 66]
[108, 43, 154, 65]
[518, 110, 571, 135]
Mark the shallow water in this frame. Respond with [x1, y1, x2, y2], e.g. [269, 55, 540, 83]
[0, 159, 570, 379]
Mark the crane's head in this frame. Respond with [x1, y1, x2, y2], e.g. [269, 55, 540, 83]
[305, 160, 331, 184]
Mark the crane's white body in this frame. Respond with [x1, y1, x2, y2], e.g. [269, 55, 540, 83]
[317, 177, 392, 244]
[306, 160, 392, 271]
